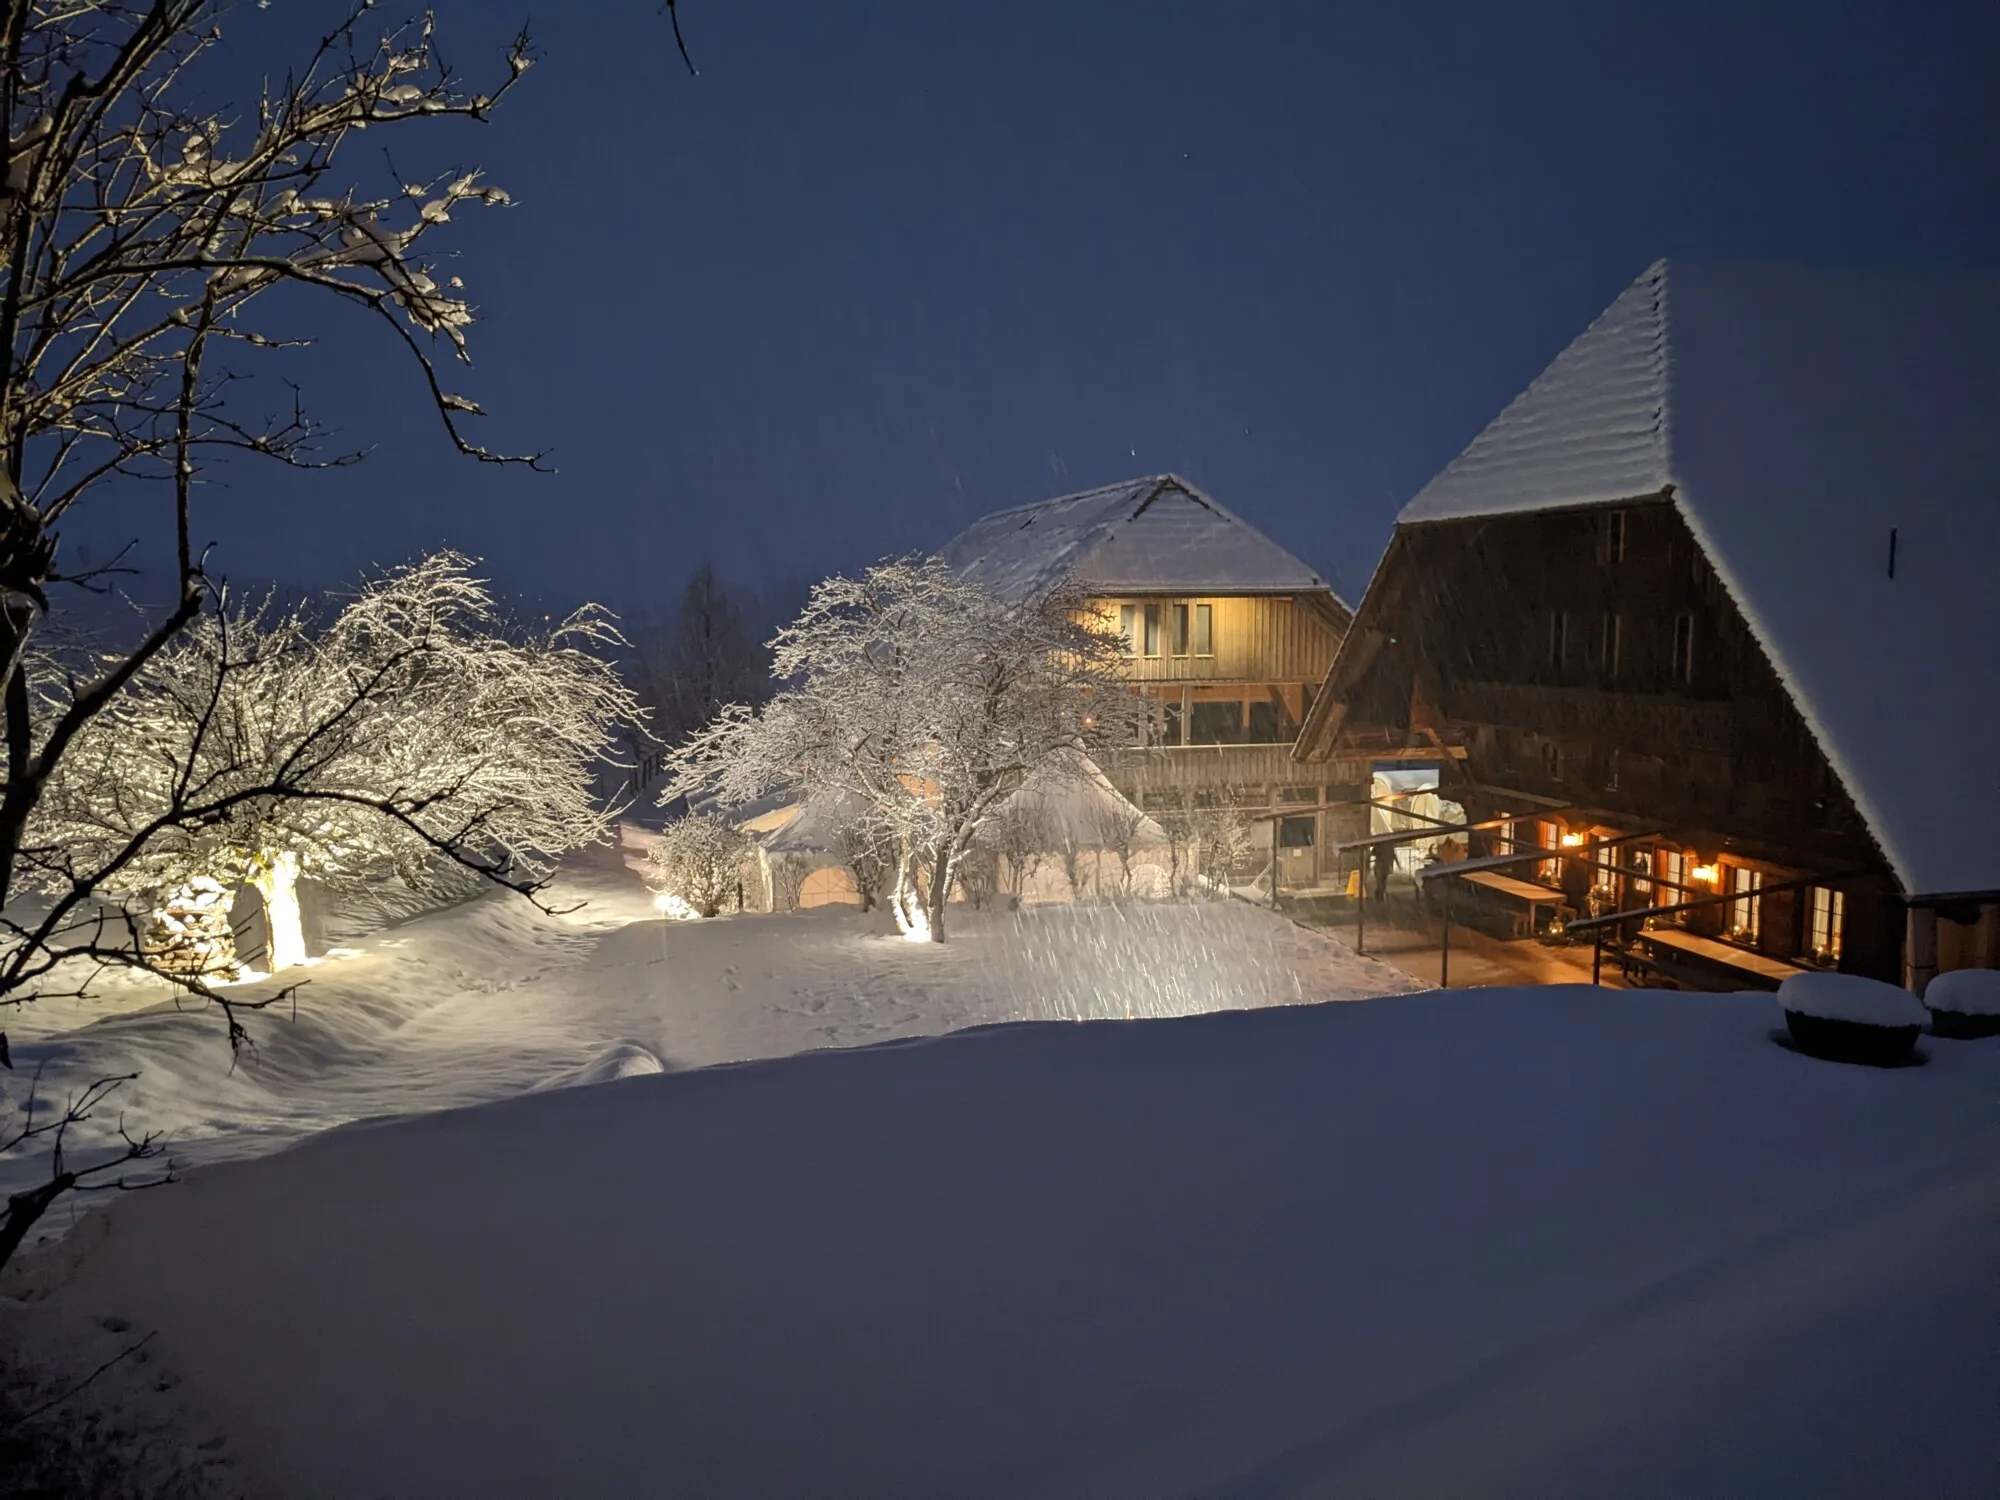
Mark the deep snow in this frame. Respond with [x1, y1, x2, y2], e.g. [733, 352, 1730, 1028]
[4, 851, 1996, 1497]
[8, 982, 1998, 1499]
[0, 844, 1413, 1229]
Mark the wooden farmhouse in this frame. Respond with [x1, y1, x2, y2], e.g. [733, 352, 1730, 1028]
[1295, 261, 2000, 992]
[944, 475, 1361, 885]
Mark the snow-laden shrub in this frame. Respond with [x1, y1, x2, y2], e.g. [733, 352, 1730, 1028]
[1777, 972, 1925, 1065]
[1924, 967, 2000, 1040]
[646, 813, 749, 918]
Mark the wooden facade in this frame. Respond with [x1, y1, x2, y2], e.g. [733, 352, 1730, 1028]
[1092, 590, 1366, 879]
[1295, 498, 1999, 985]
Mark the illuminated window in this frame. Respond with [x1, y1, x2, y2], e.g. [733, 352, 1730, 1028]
[1143, 603, 1161, 658]
[1657, 848, 1686, 925]
[1192, 603, 1213, 657]
[1810, 886, 1845, 964]
[1119, 604, 1138, 656]
[1727, 867, 1763, 943]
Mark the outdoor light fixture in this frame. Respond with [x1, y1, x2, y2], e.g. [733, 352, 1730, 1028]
[1690, 862, 1721, 887]
[1559, 831, 1586, 848]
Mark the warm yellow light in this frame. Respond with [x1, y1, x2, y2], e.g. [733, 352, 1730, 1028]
[1690, 862, 1721, 886]
[1558, 831, 1586, 848]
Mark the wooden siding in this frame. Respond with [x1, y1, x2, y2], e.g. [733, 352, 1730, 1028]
[1307, 500, 1912, 979]
[1093, 593, 1339, 685]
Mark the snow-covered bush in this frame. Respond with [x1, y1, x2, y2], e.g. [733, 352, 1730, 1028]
[1196, 796, 1258, 891]
[646, 814, 749, 918]
[1924, 968, 2000, 1040]
[1777, 972, 1926, 1066]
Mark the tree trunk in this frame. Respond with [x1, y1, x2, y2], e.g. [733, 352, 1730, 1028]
[924, 840, 958, 943]
[250, 851, 307, 972]
[0, 1173, 75, 1273]
[889, 848, 927, 939]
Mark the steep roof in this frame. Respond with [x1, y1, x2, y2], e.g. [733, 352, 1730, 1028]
[943, 475, 1337, 605]
[1397, 260, 2000, 899]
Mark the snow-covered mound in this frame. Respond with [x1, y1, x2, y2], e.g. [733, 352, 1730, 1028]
[10, 984, 1999, 1498]
[1925, 968, 2000, 1018]
[1777, 971, 1927, 1028]
[537, 1041, 666, 1090]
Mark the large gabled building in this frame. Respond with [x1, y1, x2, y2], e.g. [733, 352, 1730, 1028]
[1295, 261, 2000, 989]
[944, 474, 1362, 883]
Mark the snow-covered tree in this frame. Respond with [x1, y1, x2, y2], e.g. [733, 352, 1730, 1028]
[667, 557, 1143, 942]
[1093, 799, 1150, 897]
[26, 553, 638, 985]
[0, 2, 538, 1014]
[645, 812, 748, 919]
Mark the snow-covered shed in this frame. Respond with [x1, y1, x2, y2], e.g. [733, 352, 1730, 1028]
[942, 476, 1365, 888]
[1298, 260, 2000, 987]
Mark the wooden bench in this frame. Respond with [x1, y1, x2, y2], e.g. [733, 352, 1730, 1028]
[1636, 927, 1807, 992]
[1450, 868, 1566, 941]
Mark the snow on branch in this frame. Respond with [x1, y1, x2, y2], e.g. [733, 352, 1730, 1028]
[666, 556, 1145, 941]
[9, 553, 640, 1013]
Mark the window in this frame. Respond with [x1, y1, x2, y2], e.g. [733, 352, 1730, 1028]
[1657, 848, 1686, 924]
[1143, 603, 1161, 658]
[1171, 603, 1190, 656]
[1670, 612, 1695, 683]
[1119, 604, 1138, 656]
[1810, 886, 1845, 964]
[1540, 741, 1563, 781]
[1537, 819, 1559, 882]
[1188, 700, 1244, 744]
[1161, 696, 1184, 746]
[1192, 602, 1213, 657]
[1600, 613, 1622, 676]
[1547, 610, 1568, 668]
[1604, 509, 1627, 564]
[1727, 867, 1763, 943]
[1247, 700, 1282, 743]
[1628, 847, 1653, 902]
[1278, 816, 1315, 849]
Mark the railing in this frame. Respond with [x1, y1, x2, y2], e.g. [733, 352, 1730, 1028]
[1103, 743, 1313, 793]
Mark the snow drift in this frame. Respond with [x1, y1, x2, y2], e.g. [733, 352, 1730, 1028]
[15, 982, 1999, 1499]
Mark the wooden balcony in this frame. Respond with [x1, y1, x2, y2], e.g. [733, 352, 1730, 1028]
[1101, 743, 1335, 798]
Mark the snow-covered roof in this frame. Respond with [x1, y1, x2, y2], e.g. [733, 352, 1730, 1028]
[1398, 260, 2000, 899]
[943, 475, 1338, 605]
[1001, 750, 1167, 845]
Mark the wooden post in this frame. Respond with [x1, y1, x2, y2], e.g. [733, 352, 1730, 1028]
[1592, 926, 1603, 986]
[1440, 877, 1451, 989]
[1356, 854, 1366, 956]
[1271, 816, 1280, 910]
[1905, 904, 1938, 996]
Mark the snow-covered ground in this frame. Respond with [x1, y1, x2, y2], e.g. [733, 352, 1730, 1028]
[0, 842, 1414, 1229]
[3, 851, 1996, 1497]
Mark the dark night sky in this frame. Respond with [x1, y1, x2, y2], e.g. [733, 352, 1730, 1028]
[75, 1, 2000, 618]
